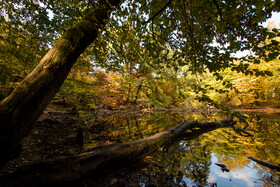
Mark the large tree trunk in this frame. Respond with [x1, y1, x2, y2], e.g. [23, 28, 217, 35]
[0, 0, 122, 166]
[0, 117, 235, 186]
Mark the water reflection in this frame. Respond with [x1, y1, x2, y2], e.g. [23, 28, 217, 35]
[79, 112, 280, 186]
[81, 112, 195, 149]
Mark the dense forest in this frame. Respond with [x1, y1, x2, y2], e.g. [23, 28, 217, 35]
[0, 0, 280, 185]
[1, 1, 279, 111]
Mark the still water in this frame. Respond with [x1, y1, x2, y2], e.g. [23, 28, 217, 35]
[79, 111, 280, 186]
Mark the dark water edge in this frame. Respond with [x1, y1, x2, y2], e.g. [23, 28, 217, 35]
[1, 111, 280, 186]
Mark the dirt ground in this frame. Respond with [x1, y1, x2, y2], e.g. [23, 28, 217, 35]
[0, 104, 172, 175]
[0, 104, 93, 174]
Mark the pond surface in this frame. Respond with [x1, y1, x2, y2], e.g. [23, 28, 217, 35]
[78, 111, 280, 186]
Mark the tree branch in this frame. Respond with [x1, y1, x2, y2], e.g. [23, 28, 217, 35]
[213, 0, 224, 21]
[141, 0, 173, 25]
[247, 156, 280, 172]
[213, 0, 236, 34]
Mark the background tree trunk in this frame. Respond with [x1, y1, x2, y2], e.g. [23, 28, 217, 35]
[0, 0, 122, 166]
[0, 117, 235, 186]
[133, 79, 144, 104]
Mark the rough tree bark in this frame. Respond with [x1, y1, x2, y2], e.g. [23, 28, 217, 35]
[0, 0, 122, 166]
[0, 117, 235, 186]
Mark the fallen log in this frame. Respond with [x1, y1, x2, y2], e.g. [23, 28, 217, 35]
[0, 117, 235, 186]
[247, 156, 280, 172]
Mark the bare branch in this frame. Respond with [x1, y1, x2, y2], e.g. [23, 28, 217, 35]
[213, 0, 224, 21]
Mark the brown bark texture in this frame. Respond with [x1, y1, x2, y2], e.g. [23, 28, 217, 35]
[0, 0, 122, 166]
[0, 117, 235, 186]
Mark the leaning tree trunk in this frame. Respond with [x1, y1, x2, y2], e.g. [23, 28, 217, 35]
[0, 0, 122, 166]
[0, 117, 235, 186]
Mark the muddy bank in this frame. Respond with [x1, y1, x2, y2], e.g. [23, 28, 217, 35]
[0, 112, 85, 174]
[0, 104, 193, 174]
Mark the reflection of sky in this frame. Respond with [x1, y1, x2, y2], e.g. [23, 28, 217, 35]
[207, 154, 263, 187]
[181, 153, 265, 187]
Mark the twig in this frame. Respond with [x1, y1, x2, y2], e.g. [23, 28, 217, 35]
[141, 0, 173, 25]
[213, 0, 224, 21]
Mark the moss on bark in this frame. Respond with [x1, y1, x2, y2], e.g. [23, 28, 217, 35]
[0, 0, 122, 166]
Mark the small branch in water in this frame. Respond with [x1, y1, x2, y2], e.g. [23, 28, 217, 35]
[215, 163, 230, 172]
[233, 127, 254, 139]
[247, 156, 280, 172]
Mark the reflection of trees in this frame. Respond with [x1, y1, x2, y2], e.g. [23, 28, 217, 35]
[248, 115, 280, 166]
[183, 144, 211, 185]
[199, 113, 280, 183]
[80, 112, 280, 186]
[232, 114, 280, 168]
[83, 112, 191, 148]
[139, 140, 212, 186]
[199, 127, 250, 170]
[257, 169, 280, 186]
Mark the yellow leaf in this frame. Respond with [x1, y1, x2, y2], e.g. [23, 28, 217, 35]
[144, 156, 153, 161]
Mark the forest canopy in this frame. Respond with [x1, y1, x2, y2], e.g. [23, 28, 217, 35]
[1, 0, 279, 108]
